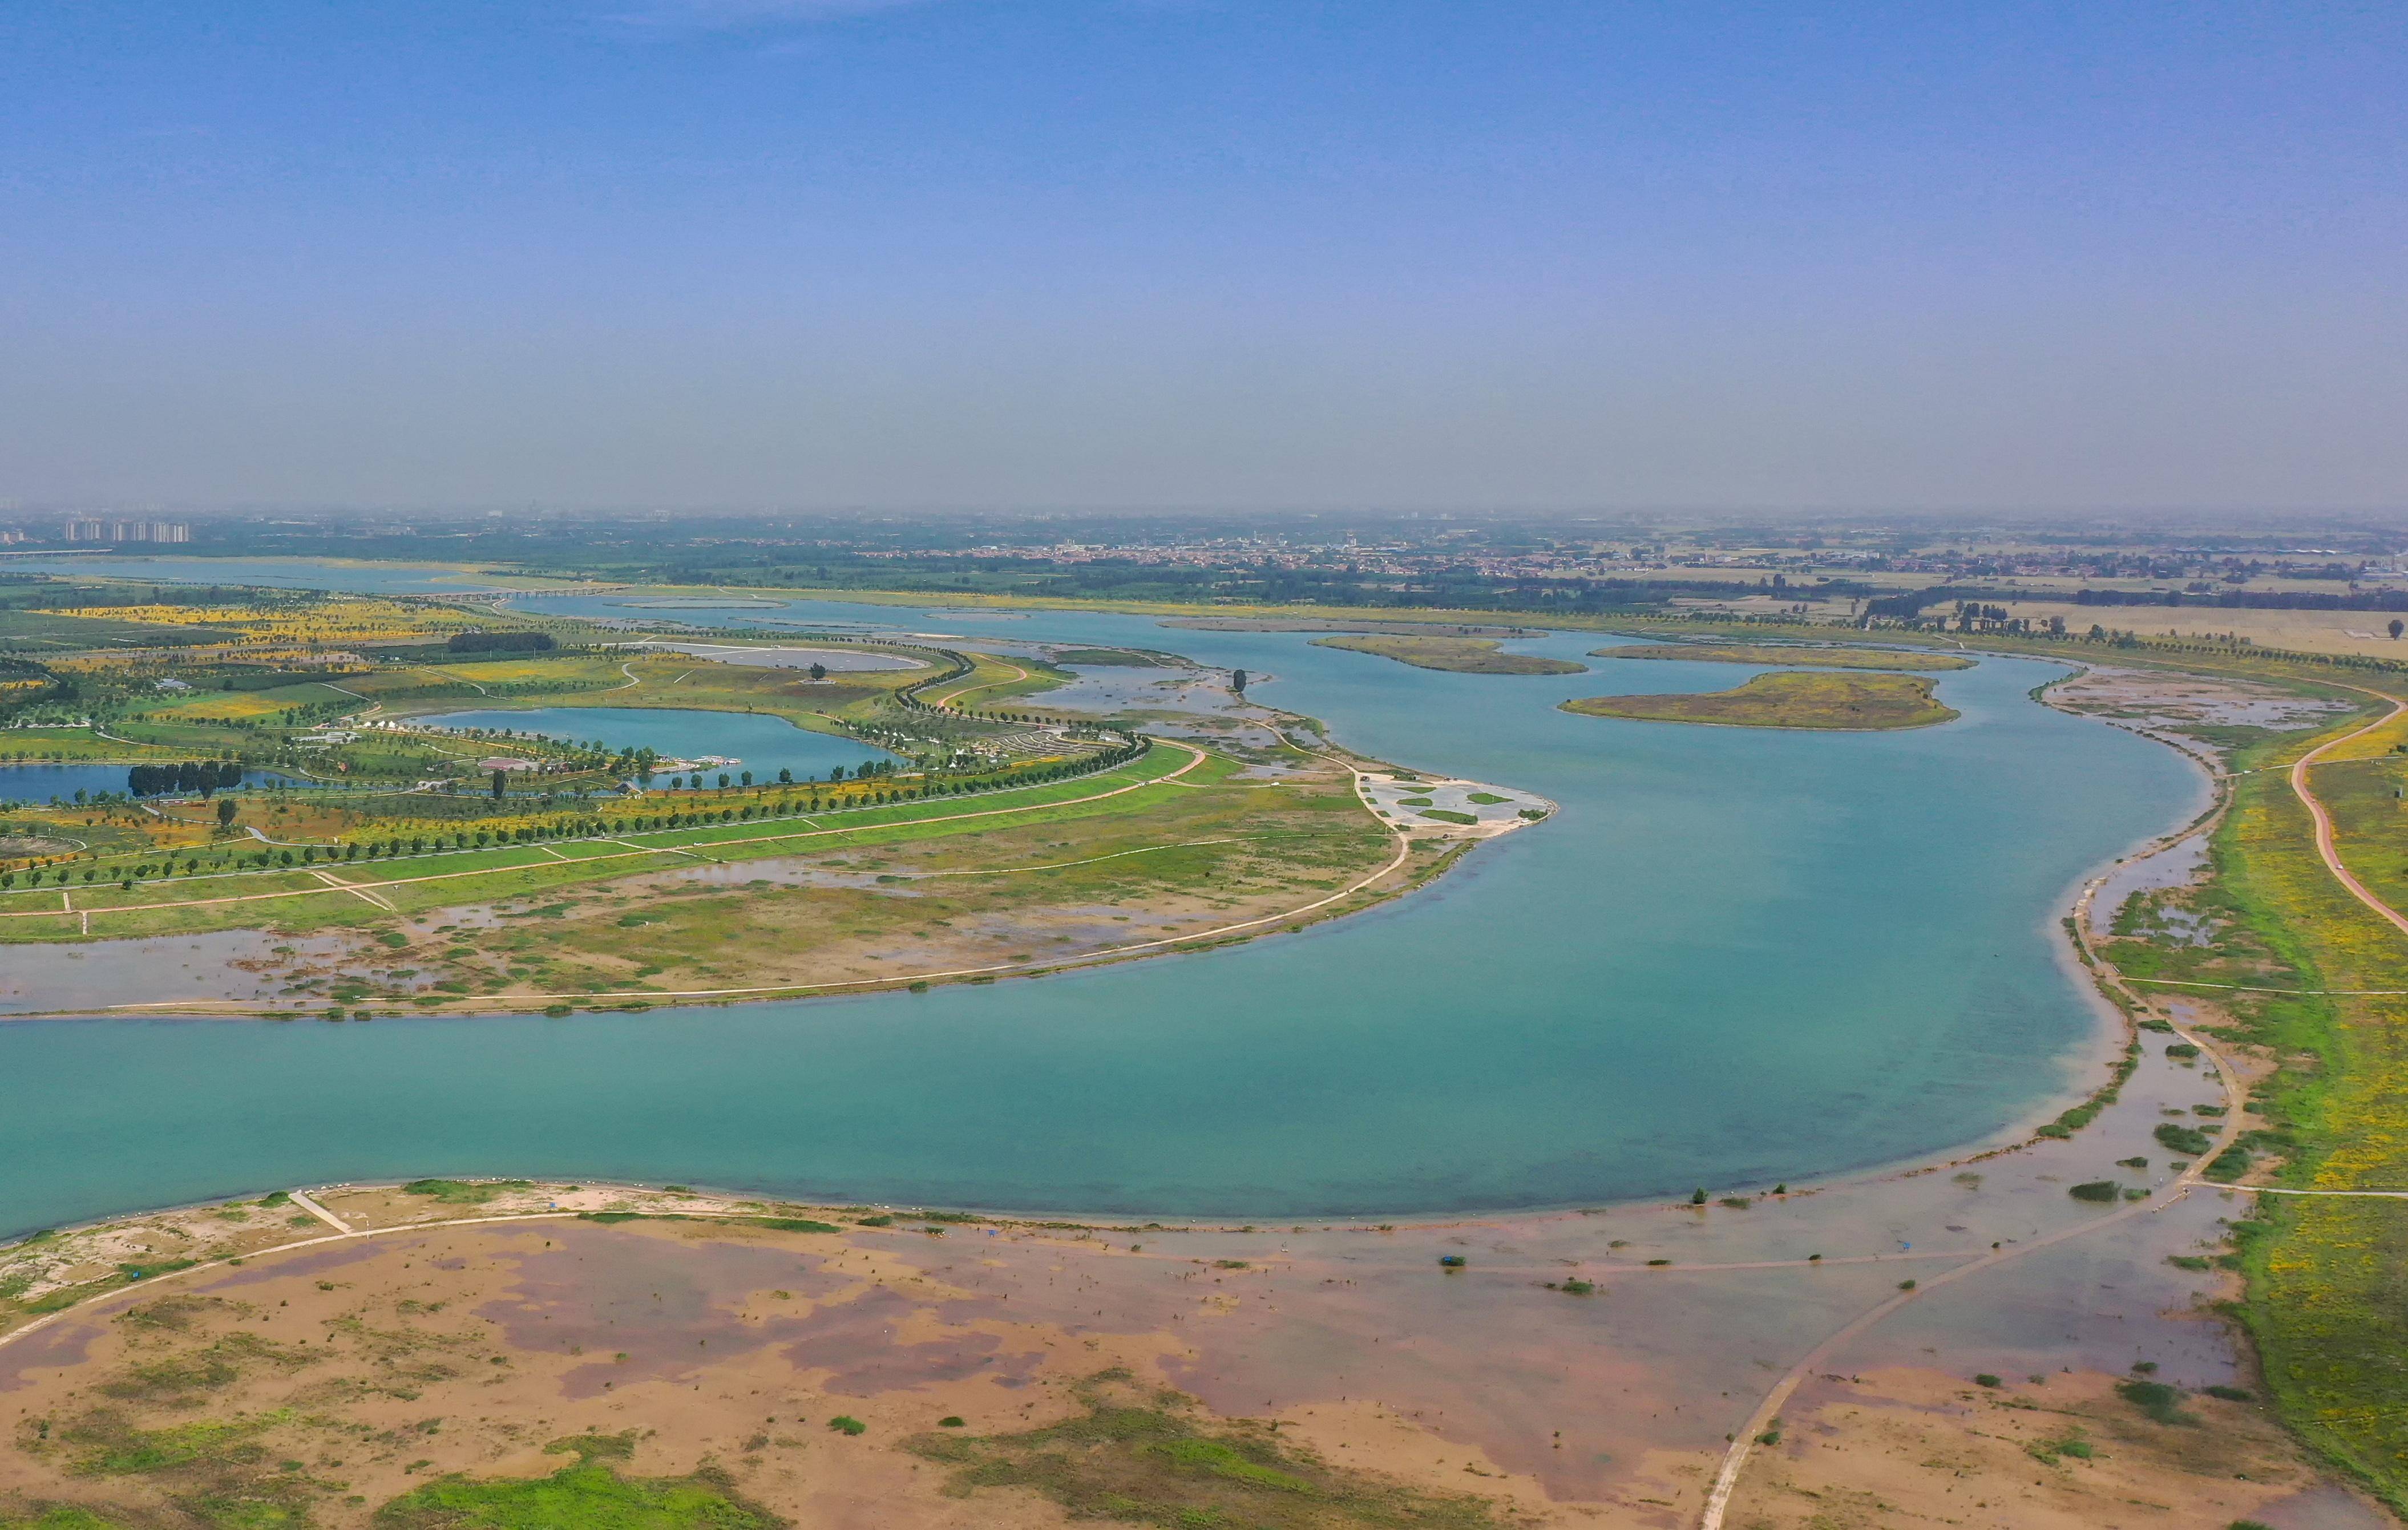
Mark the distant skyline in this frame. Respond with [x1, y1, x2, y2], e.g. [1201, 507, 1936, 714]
[3, 2, 2402, 512]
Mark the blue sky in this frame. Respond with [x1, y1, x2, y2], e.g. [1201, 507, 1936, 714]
[3, 1, 2401, 511]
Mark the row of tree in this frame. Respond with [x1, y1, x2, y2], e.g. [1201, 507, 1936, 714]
[447, 630, 556, 652]
[127, 760, 245, 797]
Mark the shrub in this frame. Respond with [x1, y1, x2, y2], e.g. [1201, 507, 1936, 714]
[2204, 1385, 2254, 1402]
[2068, 1181, 2120, 1203]
[2203, 1144, 2253, 1181]
[938, 1416, 965, 1428]
[2115, 1379, 2193, 1425]
[2164, 1042, 2200, 1059]
[827, 1416, 865, 1436]
[2154, 1123, 2213, 1155]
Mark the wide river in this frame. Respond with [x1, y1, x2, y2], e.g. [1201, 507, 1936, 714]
[0, 560, 2205, 1233]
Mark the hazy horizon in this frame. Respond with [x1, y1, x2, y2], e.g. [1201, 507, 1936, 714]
[5, 2, 2402, 513]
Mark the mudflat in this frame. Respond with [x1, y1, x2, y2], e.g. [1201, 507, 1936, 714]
[1310, 634, 1585, 675]
[1594, 641, 1973, 671]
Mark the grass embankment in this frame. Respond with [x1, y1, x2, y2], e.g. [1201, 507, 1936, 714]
[6, 1406, 774, 1530]
[1593, 641, 1973, 671]
[922, 651, 1074, 711]
[1308, 634, 1582, 675]
[381, 1433, 778, 1530]
[2091, 679, 2408, 1509]
[910, 1371, 1502, 1528]
[1559, 670, 1958, 730]
[0, 728, 189, 764]
[0, 609, 241, 652]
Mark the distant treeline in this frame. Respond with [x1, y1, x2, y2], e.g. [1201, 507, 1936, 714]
[447, 630, 556, 653]
[128, 760, 245, 796]
[2070, 587, 2408, 612]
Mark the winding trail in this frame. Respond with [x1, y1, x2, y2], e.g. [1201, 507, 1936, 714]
[2288, 682, 2408, 936]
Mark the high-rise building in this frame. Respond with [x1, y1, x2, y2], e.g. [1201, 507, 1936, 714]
[61, 515, 188, 543]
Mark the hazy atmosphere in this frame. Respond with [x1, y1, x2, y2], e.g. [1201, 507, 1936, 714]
[5, 1, 2403, 510]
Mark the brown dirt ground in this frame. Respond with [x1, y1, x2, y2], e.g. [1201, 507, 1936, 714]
[1726, 1365, 2349, 1530]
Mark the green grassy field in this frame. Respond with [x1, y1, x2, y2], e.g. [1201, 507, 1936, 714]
[1560, 670, 1958, 730]
[2085, 676, 2408, 1511]
[0, 744, 1200, 942]
[0, 731, 1414, 1010]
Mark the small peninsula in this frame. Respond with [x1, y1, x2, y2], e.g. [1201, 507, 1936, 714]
[1561, 670, 1959, 730]
[1595, 642, 1973, 671]
[1312, 633, 1584, 674]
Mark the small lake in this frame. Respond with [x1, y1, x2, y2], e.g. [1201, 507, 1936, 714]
[409, 707, 899, 783]
[0, 764, 307, 808]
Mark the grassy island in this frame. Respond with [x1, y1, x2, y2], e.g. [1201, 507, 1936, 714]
[1560, 670, 1958, 730]
[1594, 642, 1973, 671]
[1311, 633, 1583, 674]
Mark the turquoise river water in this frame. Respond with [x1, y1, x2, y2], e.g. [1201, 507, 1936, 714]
[0, 563, 2205, 1234]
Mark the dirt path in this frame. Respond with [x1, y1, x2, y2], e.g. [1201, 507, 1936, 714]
[2289, 683, 2408, 936]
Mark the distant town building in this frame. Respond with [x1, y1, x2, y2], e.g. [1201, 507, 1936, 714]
[62, 517, 189, 544]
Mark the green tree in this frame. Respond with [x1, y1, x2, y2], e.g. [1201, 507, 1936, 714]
[216, 797, 237, 828]
[491, 768, 507, 799]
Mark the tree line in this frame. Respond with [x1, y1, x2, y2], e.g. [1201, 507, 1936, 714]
[127, 760, 245, 796]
